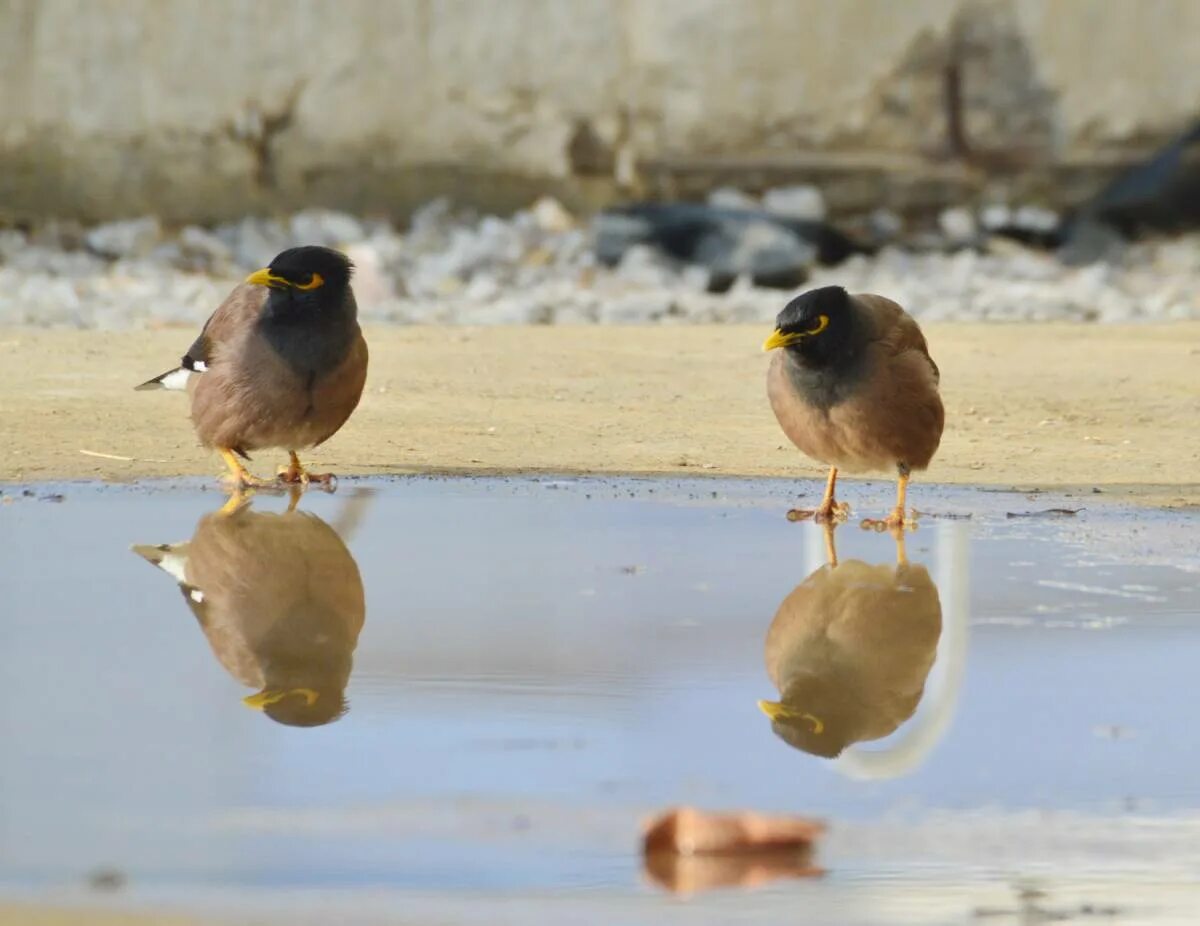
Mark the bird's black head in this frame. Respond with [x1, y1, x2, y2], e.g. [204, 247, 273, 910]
[245, 246, 355, 308]
[244, 686, 349, 727]
[763, 285, 858, 366]
[758, 689, 855, 759]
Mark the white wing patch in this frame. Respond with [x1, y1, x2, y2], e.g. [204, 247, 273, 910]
[159, 368, 193, 391]
[156, 549, 190, 584]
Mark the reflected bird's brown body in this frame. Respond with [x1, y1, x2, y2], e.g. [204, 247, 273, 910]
[133, 498, 366, 726]
[760, 542, 942, 757]
[764, 287, 943, 528]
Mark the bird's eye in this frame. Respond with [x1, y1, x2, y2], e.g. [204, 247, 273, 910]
[808, 314, 830, 336]
[294, 272, 325, 291]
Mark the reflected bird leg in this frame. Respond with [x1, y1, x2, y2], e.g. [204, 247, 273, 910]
[822, 521, 839, 568]
[215, 487, 254, 518]
[788, 467, 850, 524]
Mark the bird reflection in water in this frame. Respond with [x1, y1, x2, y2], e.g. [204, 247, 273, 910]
[759, 525, 942, 759]
[132, 487, 369, 727]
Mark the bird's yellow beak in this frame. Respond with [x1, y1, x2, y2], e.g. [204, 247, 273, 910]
[763, 328, 803, 352]
[243, 687, 319, 710]
[245, 268, 290, 289]
[756, 699, 824, 733]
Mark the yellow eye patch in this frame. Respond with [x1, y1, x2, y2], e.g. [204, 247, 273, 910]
[294, 272, 325, 291]
[808, 314, 830, 336]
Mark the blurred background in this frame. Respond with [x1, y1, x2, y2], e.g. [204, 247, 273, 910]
[1, 0, 1198, 326]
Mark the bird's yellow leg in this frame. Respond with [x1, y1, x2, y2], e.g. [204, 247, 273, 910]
[787, 467, 850, 523]
[277, 451, 337, 491]
[219, 448, 272, 490]
[894, 528, 909, 565]
[862, 465, 917, 533]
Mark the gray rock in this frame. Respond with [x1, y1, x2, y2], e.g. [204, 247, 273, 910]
[551, 300, 599, 324]
[694, 218, 815, 287]
[175, 226, 235, 271]
[707, 187, 760, 210]
[615, 244, 677, 287]
[591, 212, 652, 265]
[530, 196, 575, 233]
[938, 207, 978, 245]
[0, 229, 28, 262]
[217, 217, 290, 269]
[980, 204, 1012, 231]
[867, 208, 904, 243]
[596, 292, 675, 323]
[762, 185, 826, 221]
[1013, 205, 1060, 233]
[457, 295, 551, 325]
[85, 217, 162, 259]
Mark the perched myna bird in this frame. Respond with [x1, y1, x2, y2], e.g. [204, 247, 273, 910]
[758, 528, 942, 758]
[132, 492, 366, 727]
[763, 286, 943, 529]
[137, 246, 368, 489]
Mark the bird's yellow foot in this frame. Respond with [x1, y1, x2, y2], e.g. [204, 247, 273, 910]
[787, 500, 850, 524]
[277, 453, 337, 492]
[219, 449, 274, 491]
[860, 507, 918, 533]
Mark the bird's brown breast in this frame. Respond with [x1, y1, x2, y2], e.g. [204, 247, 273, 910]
[767, 295, 944, 473]
[190, 327, 367, 453]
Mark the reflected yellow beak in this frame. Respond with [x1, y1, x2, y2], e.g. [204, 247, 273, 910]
[756, 699, 824, 733]
[245, 268, 290, 289]
[758, 699, 787, 721]
[763, 328, 803, 352]
[243, 687, 319, 710]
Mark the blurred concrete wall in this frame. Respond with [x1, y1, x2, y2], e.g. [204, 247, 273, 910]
[1, 0, 1197, 221]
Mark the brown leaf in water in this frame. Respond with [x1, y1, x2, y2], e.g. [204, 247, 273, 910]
[642, 806, 824, 894]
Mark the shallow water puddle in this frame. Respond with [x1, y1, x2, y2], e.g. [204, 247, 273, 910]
[1, 476, 1199, 918]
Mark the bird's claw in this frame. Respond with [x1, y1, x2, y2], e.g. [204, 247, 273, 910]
[787, 500, 850, 524]
[221, 472, 275, 492]
[860, 508, 918, 533]
[276, 464, 337, 493]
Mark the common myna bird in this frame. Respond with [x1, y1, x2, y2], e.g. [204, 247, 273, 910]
[132, 492, 366, 727]
[763, 286, 943, 529]
[137, 246, 368, 489]
[758, 527, 942, 758]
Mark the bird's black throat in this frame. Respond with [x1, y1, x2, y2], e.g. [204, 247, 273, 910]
[782, 310, 869, 411]
[258, 287, 359, 381]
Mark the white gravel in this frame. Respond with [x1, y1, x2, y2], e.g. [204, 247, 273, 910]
[1, 198, 1198, 328]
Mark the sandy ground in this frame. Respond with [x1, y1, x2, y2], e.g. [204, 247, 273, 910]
[1, 324, 1198, 506]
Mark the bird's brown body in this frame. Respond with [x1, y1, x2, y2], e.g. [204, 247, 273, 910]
[188, 284, 368, 455]
[763, 288, 944, 527]
[767, 294, 942, 473]
[137, 246, 368, 488]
